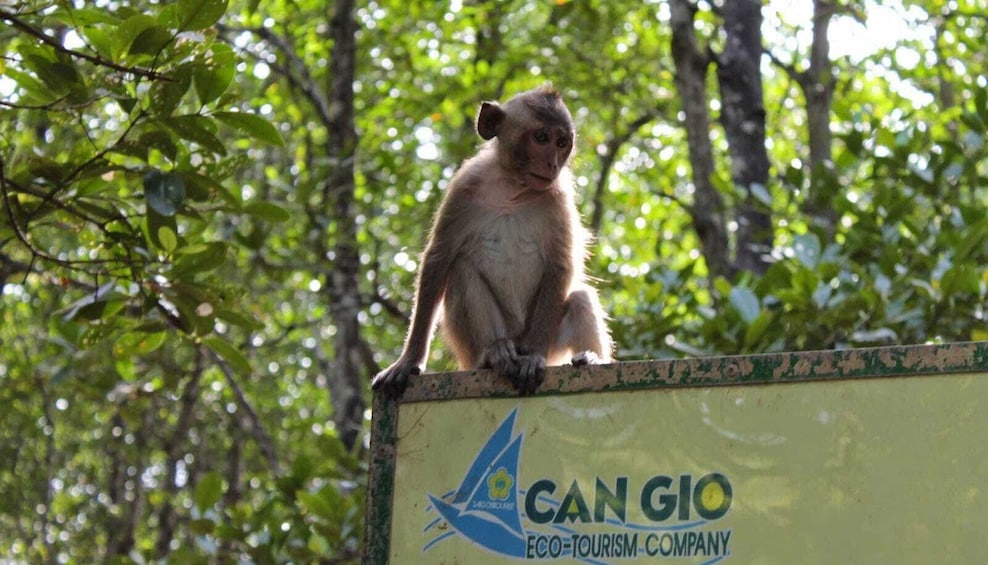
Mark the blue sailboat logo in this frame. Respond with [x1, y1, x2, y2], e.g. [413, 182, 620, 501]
[424, 408, 528, 558]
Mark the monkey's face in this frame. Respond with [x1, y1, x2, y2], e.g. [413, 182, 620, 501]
[516, 126, 574, 191]
[476, 86, 576, 192]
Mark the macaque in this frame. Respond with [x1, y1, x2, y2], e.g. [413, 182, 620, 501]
[372, 86, 612, 397]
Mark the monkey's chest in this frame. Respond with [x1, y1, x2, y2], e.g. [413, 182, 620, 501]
[474, 214, 546, 293]
[477, 214, 544, 263]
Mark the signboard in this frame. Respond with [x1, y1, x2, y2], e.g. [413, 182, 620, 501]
[364, 342, 988, 564]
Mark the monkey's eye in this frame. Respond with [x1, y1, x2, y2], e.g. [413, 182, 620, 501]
[533, 130, 549, 144]
[557, 137, 570, 149]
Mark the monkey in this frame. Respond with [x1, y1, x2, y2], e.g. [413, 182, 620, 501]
[372, 86, 612, 397]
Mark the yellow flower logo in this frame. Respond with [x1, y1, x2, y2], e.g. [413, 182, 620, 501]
[487, 467, 513, 500]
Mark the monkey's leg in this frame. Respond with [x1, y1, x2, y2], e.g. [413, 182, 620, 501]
[551, 287, 613, 366]
[442, 267, 520, 375]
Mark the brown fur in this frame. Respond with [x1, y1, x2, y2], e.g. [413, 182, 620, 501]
[372, 87, 612, 396]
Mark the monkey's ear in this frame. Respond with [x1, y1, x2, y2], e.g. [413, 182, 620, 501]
[476, 102, 505, 140]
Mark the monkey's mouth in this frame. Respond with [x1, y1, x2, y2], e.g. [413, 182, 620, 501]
[527, 172, 554, 189]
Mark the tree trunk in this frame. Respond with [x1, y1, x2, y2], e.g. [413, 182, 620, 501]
[669, 0, 732, 281]
[155, 368, 201, 558]
[716, 0, 772, 274]
[325, 0, 365, 452]
[801, 0, 838, 239]
[590, 112, 657, 234]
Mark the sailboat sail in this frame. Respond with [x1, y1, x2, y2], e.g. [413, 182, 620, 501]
[426, 408, 527, 558]
[453, 409, 517, 504]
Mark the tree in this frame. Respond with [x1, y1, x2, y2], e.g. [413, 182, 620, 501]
[324, 0, 364, 453]
[670, 0, 772, 278]
[716, 0, 773, 275]
[768, 0, 840, 239]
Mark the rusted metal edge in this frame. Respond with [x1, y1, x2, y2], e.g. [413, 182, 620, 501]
[398, 341, 988, 403]
[363, 392, 398, 565]
[360, 341, 988, 564]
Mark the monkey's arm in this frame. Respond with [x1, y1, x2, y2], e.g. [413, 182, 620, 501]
[510, 255, 571, 394]
[371, 201, 468, 396]
[371, 249, 450, 395]
[520, 270, 568, 352]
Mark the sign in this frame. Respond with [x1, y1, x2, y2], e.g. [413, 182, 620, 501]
[364, 342, 988, 564]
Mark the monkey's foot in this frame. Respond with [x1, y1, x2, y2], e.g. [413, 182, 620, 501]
[511, 354, 546, 396]
[571, 350, 602, 366]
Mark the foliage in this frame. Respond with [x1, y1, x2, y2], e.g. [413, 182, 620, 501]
[1, 0, 359, 562]
[1, 0, 986, 563]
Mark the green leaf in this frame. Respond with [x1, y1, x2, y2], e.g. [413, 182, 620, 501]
[116, 96, 139, 114]
[161, 116, 227, 156]
[193, 43, 235, 105]
[713, 276, 732, 298]
[792, 233, 821, 269]
[194, 471, 223, 512]
[173, 242, 228, 277]
[137, 130, 179, 161]
[157, 225, 178, 253]
[3, 68, 53, 104]
[48, 6, 121, 26]
[113, 331, 168, 357]
[744, 310, 774, 349]
[975, 85, 988, 126]
[748, 182, 772, 206]
[144, 170, 186, 216]
[215, 308, 263, 331]
[843, 129, 864, 156]
[59, 283, 126, 322]
[291, 454, 314, 482]
[128, 25, 173, 56]
[149, 69, 191, 117]
[204, 336, 251, 375]
[28, 58, 86, 100]
[114, 14, 157, 59]
[23, 155, 70, 183]
[244, 201, 290, 223]
[184, 172, 241, 207]
[145, 208, 178, 251]
[729, 286, 760, 324]
[812, 281, 832, 309]
[213, 111, 284, 146]
[298, 488, 338, 522]
[177, 0, 229, 31]
[784, 162, 804, 187]
[189, 518, 216, 535]
[955, 221, 988, 261]
[941, 265, 981, 296]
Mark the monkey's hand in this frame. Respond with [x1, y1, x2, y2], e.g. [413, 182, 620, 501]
[479, 340, 546, 395]
[478, 339, 518, 377]
[511, 353, 547, 396]
[479, 339, 521, 376]
[371, 359, 422, 398]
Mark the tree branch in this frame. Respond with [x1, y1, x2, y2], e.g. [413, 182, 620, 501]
[206, 348, 281, 475]
[215, 23, 333, 128]
[591, 110, 661, 233]
[0, 9, 172, 81]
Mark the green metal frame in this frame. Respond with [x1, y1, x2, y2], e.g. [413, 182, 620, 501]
[362, 341, 988, 564]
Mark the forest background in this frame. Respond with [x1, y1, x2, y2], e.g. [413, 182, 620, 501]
[1, 0, 986, 562]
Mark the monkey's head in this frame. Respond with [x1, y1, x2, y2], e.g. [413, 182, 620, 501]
[476, 86, 575, 192]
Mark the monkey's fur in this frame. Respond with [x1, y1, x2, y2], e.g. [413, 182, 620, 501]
[373, 87, 612, 396]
